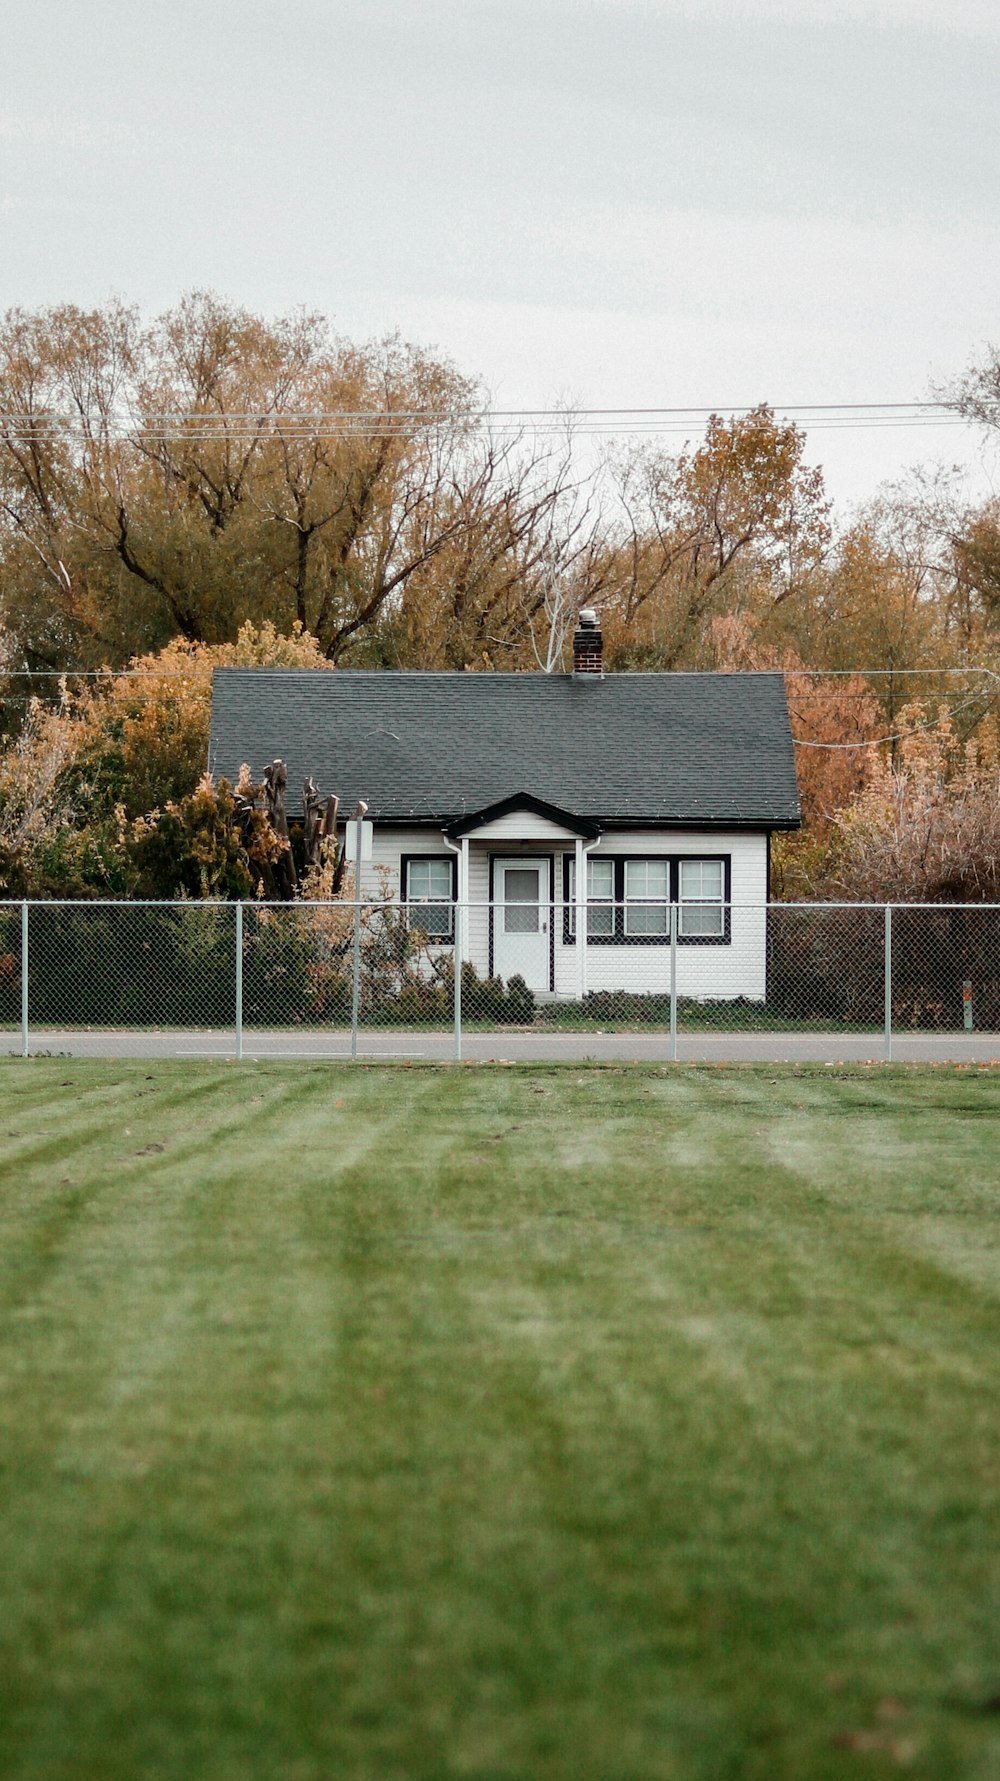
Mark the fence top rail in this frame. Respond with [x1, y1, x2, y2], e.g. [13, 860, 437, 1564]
[7, 896, 1000, 913]
[0, 898, 238, 909]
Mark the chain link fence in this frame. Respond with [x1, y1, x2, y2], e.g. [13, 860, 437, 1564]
[3, 898, 1000, 1058]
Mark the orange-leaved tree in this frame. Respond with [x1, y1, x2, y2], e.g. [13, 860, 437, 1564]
[831, 703, 1000, 902]
[0, 620, 332, 894]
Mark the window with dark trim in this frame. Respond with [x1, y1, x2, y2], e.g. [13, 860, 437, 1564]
[563, 854, 731, 945]
[677, 857, 725, 937]
[624, 858, 670, 936]
[565, 856, 614, 938]
[401, 854, 457, 942]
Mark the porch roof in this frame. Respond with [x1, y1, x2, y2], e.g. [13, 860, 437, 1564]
[444, 793, 600, 840]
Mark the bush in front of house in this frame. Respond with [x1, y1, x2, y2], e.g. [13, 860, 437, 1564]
[458, 961, 536, 1025]
[503, 974, 536, 1024]
[382, 980, 451, 1026]
[537, 990, 773, 1030]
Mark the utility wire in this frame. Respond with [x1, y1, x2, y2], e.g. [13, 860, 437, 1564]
[4, 663, 996, 756]
[794, 667, 1000, 684]
[792, 693, 989, 749]
[0, 401, 972, 443]
[5, 664, 998, 681]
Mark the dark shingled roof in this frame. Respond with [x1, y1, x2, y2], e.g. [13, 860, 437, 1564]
[208, 669, 801, 829]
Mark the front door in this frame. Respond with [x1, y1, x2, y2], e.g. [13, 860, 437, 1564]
[494, 858, 550, 990]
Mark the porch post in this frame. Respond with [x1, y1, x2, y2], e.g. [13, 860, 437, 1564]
[575, 836, 586, 1001]
[460, 836, 470, 962]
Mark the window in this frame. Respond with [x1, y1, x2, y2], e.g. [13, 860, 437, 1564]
[402, 856, 456, 941]
[562, 854, 730, 945]
[679, 858, 725, 937]
[624, 858, 669, 935]
[566, 856, 614, 937]
[501, 866, 543, 933]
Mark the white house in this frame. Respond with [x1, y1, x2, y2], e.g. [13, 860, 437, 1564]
[208, 613, 800, 1002]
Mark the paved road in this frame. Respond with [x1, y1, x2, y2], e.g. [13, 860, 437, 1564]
[6, 1026, 1000, 1063]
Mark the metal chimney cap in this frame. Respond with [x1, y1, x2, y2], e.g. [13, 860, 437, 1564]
[578, 607, 599, 628]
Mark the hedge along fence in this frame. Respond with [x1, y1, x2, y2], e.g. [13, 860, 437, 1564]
[0, 904, 19, 1022]
[0, 904, 239, 1028]
[0, 902, 538, 1030]
[765, 903, 1000, 1032]
[765, 904, 886, 1027]
[3, 900, 1000, 1033]
[0, 903, 354, 1029]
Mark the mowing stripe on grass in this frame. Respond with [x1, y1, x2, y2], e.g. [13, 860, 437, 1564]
[1, 1060, 1000, 1780]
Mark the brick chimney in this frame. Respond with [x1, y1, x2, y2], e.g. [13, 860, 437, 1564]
[572, 607, 603, 677]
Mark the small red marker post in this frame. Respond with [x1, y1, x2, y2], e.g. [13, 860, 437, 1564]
[963, 980, 974, 1032]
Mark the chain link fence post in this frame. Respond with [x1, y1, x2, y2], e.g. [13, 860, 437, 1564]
[884, 902, 893, 1063]
[669, 900, 678, 1062]
[234, 900, 243, 1060]
[453, 898, 463, 1061]
[20, 900, 28, 1058]
[350, 870, 362, 1063]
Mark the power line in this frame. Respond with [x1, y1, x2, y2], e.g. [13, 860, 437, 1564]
[0, 400, 973, 444]
[4, 664, 999, 697]
[4, 402, 945, 416]
[794, 666, 1000, 680]
[4, 663, 997, 678]
[792, 692, 990, 749]
[0, 402, 954, 418]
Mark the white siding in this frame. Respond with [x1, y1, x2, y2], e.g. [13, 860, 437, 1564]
[459, 811, 581, 842]
[356, 826, 446, 899]
[465, 841, 492, 970]
[550, 830, 768, 1001]
[351, 823, 771, 1001]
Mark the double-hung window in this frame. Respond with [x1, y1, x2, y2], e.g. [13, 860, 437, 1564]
[566, 857, 614, 937]
[678, 858, 725, 937]
[624, 859, 669, 935]
[403, 857, 455, 942]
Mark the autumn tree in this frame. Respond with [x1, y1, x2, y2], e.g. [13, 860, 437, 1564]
[0, 619, 331, 895]
[687, 609, 883, 896]
[377, 425, 613, 670]
[0, 295, 614, 674]
[765, 522, 946, 723]
[0, 685, 84, 894]
[597, 406, 832, 670]
[128, 774, 287, 900]
[831, 704, 1000, 903]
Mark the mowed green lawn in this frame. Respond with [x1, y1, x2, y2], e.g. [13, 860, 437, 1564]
[1, 1062, 1000, 1781]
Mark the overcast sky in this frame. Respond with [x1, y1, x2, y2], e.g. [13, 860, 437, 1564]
[2, 0, 999, 512]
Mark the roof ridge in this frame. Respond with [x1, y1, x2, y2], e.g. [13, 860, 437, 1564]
[211, 666, 787, 680]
